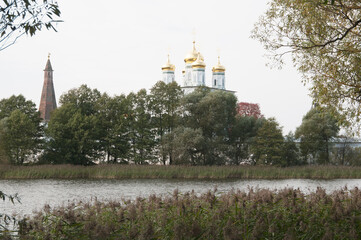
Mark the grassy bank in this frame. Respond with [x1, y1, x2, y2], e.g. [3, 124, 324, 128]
[16, 187, 361, 239]
[1, 164, 361, 179]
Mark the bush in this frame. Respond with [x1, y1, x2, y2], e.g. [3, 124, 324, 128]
[18, 187, 361, 239]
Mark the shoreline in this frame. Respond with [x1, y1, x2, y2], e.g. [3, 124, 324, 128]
[0, 164, 361, 180]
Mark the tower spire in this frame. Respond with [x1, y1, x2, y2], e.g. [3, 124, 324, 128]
[161, 53, 175, 84]
[212, 55, 226, 90]
[39, 54, 57, 122]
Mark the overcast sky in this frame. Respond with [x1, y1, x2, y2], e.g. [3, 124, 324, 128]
[0, 0, 312, 134]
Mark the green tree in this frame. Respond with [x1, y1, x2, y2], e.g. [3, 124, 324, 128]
[251, 118, 284, 166]
[96, 93, 131, 163]
[345, 147, 361, 166]
[228, 116, 264, 165]
[163, 127, 205, 165]
[0, 110, 43, 164]
[44, 85, 102, 165]
[181, 87, 238, 165]
[150, 81, 183, 165]
[0, 128, 6, 163]
[252, 0, 361, 131]
[281, 132, 300, 166]
[0, 95, 43, 164]
[0, 94, 40, 121]
[331, 135, 353, 165]
[295, 108, 340, 164]
[127, 89, 157, 164]
[1, 0, 61, 51]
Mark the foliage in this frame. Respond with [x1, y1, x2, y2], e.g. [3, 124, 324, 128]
[0, 84, 347, 168]
[332, 140, 361, 166]
[0, 0, 61, 51]
[0, 95, 43, 165]
[281, 132, 300, 166]
[252, 0, 361, 131]
[0, 110, 42, 164]
[295, 107, 340, 164]
[180, 87, 238, 165]
[126, 89, 157, 164]
[18, 187, 361, 239]
[345, 147, 361, 166]
[96, 93, 131, 163]
[228, 116, 264, 165]
[44, 85, 102, 165]
[237, 102, 263, 119]
[163, 127, 205, 165]
[251, 117, 284, 165]
[0, 95, 39, 121]
[149, 81, 183, 165]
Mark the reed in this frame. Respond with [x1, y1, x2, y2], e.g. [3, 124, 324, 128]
[0, 164, 361, 179]
[18, 187, 361, 239]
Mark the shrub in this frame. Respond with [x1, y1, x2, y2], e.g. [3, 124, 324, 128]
[18, 187, 361, 239]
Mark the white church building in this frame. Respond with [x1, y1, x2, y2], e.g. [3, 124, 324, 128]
[161, 41, 234, 94]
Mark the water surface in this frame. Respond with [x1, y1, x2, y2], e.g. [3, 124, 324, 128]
[2, 178, 361, 216]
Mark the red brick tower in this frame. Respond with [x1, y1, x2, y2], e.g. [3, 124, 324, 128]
[39, 54, 57, 122]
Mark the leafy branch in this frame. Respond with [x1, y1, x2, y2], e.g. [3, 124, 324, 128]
[0, 0, 62, 51]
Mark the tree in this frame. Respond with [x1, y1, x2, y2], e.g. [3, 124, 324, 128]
[181, 87, 238, 165]
[252, 0, 361, 131]
[237, 102, 263, 119]
[251, 118, 284, 166]
[0, 110, 43, 164]
[96, 93, 131, 163]
[228, 115, 264, 165]
[295, 108, 340, 164]
[344, 147, 361, 166]
[149, 81, 183, 165]
[44, 85, 102, 165]
[331, 135, 352, 165]
[281, 132, 300, 166]
[0, 95, 43, 164]
[127, 89, 157, 164]
[0, 129, 6, 163]
[0, 94, 39, 121]
[163, 127, 205, 165]
[1, 0, 61, 51]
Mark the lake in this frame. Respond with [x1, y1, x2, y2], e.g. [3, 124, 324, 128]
[2, 178, 361, 216]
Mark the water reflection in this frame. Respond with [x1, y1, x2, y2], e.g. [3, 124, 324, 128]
[2, 178, 361, 216]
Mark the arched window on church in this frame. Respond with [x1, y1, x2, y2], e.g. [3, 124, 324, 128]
[214, 79, 216, 86]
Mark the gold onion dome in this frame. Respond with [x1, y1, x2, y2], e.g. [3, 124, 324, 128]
[184, 41, 204, 63]
[192, 52, 206, 69]
[161, 54, 175, 71]
[212, 56, 225, 72]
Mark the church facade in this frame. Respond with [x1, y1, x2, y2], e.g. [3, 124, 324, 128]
[161, 41, 234, 94]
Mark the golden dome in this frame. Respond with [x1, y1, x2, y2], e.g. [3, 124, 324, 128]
[184, 41, 204, 64]
[162, 54, 175, 71]
[192, 52, 206, 69]
[212, 56, 225, 72]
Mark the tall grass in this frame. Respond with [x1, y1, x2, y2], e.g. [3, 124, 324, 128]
[1, 164, 361, 179]
[17, 187, 361, 239]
